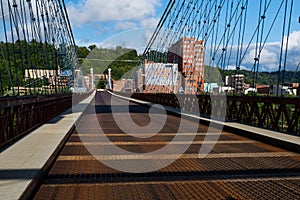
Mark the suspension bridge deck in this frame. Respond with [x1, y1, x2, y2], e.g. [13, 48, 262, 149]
[27, 91, 300, 199]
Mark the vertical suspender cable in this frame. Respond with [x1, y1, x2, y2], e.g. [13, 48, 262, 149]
[1, 0, 15, 95]
[277, 0, 288, 96]
[282, 0, 293, 86]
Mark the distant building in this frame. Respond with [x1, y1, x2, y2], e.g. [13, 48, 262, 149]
[256, 85, 270, 95]
[82, 70, 95, 92]
[219, 86, 235, 93]
[283, 83, 299, 96]
[168, 37, 205, 94]
[204, 83, 219, 93]
[25, 68, 60, 80]
[135, 68, 144, 92]
[25, 68, 72, 88]
[94, 74, 108, 81]
[113, 79, 135, 92]
[244, 84, 250, 90]
[245, 88, 257, 95]
[73, 69, 88, 93]
[144, 62, 178, 93]
[272, 85, 293, 96]
[230, 74, 245, 93]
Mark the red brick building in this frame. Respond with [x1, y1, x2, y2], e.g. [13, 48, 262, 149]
[256, 84, 270, 95]
[168, 37, 205, 94]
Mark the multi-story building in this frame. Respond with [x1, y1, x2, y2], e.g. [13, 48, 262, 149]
[144, 61, 178, 93]
[230, 74, 245, 93]
[168, 37, 205, 94]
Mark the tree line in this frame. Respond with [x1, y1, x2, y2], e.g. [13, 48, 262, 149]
[77, 45, 140, 80]
[0, 40, 60, 95]
[2, 40, 297, 96]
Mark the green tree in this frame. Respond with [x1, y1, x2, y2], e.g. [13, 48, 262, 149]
[97, 80, 106, 89]
[77, 46, 90, 58]
[88, 44, 96, 51]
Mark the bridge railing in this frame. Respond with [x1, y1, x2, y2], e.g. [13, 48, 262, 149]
[226, 96, 300, 135]
[126, 93, 300, 135]
[0, 93, 91, 149]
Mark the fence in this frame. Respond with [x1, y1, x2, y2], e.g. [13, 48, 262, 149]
[0, 93, 91, 148]
[129, 93, 300, 135]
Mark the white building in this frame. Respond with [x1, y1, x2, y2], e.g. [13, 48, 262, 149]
[144, 62, 178, 93]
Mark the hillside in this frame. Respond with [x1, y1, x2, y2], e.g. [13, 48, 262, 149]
[215, 67, 300, 85]
[78, 45, 300, 85]
[78, 46, 139, 80]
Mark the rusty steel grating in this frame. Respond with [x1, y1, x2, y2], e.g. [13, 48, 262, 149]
[32, 92, 300, 199]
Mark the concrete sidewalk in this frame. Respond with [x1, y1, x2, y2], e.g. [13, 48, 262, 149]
[0, 92, 95, 200]
[110, 91, 300, 153]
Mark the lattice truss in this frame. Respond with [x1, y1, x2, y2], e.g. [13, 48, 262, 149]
[142, 0, 298, 92]
[0, 0, 78, 96]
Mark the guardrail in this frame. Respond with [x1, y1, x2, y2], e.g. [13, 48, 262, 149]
[119, 92, 300, 135]
[226, 95, 300, 135]
[0, 93, 92, 149]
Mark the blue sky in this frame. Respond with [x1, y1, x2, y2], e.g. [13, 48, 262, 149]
[65, 0, 167, 47]
[65, 0, 300, 72]
[65, 0, 300, 46]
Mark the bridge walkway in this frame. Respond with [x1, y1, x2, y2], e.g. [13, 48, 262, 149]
[32, 91, 300, 199]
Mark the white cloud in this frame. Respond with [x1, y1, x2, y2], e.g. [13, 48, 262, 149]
[239, 31, 300, 72]
[226, 65, 248, 70]
[284, 30, 300, 51]
[205, 34, 300, 72]
[115, 21, 138, 31]
[140, 17, 160, 28]
[67, 0, 162, 26]
[260, 47, 279, 63]
[93, 28, 156, 53]
[243, 47, 280, 71]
